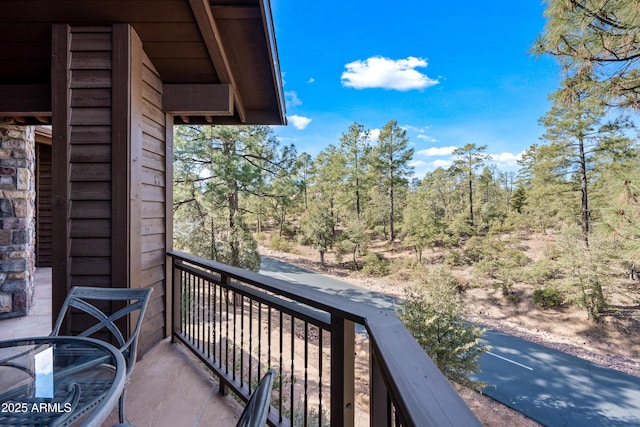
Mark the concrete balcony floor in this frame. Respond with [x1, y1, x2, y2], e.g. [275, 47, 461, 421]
[0, 268, 242, 427]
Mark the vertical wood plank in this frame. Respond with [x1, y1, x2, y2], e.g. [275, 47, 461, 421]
[51, 23, 71, 331]
[129, 26, 144, 338]
[111, 24, 131, 337]
[165, 113, 173, 339]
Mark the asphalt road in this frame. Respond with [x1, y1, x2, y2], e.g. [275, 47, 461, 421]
[259, 255, 640, 427]
[472, 329, 640, 427]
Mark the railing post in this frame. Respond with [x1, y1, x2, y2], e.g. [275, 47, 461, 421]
[331, 315, 355, 427]
[370, 344, 390, 427]
[171, 256, 182, 343]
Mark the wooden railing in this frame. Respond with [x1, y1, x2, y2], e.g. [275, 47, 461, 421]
[168, 251, 481, 427]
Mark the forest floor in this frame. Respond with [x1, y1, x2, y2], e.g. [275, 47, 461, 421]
[258, 230, 640, 427]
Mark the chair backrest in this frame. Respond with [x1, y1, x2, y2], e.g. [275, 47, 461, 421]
[236, 368, 275, 427]
[51, 286, 152, 373]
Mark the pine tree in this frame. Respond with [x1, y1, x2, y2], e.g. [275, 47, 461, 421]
[173, 125, 295, 271]
[534, 0, 640, 109]
[541, 90, 634, 248]
[450, 144, 491, 227]
[370, 120, 414, 241]
[400, 267, 488, 390]
[298, 200, 335, 267]
[339, 122, 372, 219]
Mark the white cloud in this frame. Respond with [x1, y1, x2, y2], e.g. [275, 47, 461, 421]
[409, 160, 427, 168]
[285, 91, 302, 107]
[288, 115, 312, 130]
[341, 56, 439, 91]
[490, 152, 523, 166]
[403, 125, 431, 133]
[369, 128, 381, 142]
[432, 159, 453, 168]
[307, 77, 315, 83]
[417, 135, 438, 143]
[417, 146, 457, 157]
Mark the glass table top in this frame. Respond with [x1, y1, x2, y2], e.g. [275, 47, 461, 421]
[0, 336, 125, 426]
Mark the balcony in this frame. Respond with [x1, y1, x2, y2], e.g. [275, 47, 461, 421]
[167, 251, 481, 426]
[3, 255, 481, 426]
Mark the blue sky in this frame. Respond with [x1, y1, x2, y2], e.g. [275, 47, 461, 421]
[270, 1, 562, 178]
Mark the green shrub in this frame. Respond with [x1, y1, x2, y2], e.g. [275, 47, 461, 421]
[544, 243, 562, 261]
[389, 257, 423, 281]
[444, 250, 466, 266]
[400, 267, 488, 390]
[524, 260, 559, 286]
[281, 223, 296, 237]
[269, 235, 292, 252]
[533, 287, 563, 308]
[361, 253, 389, 276]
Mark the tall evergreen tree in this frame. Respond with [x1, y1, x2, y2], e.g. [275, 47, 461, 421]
[450, 143, 491, 227]
[299, 199, 335, 268]
[173, 125, 295, 271]
[311, 144, 346, 232]
[370, 120, 414, 241]
[517, 143, 576, 233]
[339, 122, 371, 218]
[541, 89, 634, 248]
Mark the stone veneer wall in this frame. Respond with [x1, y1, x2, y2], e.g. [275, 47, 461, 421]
[0, 123, 35, 319]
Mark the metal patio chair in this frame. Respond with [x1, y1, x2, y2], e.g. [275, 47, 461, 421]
[51, 286, 152, 425]
[236, 368, 276, 427]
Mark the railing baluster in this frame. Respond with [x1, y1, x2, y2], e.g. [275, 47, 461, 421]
[197, 275, 202, 351]
[319, 328, 323, 427]
[248, 296, 253, 392]
[278, 310, 284, 422]
[223, 275, 230, 388]
[240, 293, 244, 388]
[219, 278, 223, 370]
[290, 315, 295, 424]
[304, 321, 308, 427]
[232, 288, 237, 382]
[188, 271, 192, 345]
[257, 301, 262, 389]
[207, 276, 211, 360]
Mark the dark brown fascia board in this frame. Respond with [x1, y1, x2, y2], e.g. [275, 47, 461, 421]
[189, 0, 246, 122]
[258, 0, 287, 125]
[0, 84, 51, 116]
[162, 83, 233, 116]
[211, 5, 261, 20]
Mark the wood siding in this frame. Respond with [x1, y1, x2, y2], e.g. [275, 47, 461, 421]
[68, 27, 114, 299]
[52, 25, 168, 355]
[36, 142, 52, 267]
[138, 52, 168, 355]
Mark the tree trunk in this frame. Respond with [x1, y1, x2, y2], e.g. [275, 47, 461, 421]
[319, 250, 325, 267]
[468, 173, 474, 226]
[578, 138, 590, 249]
[228, 191, 240, 267]
[389, 186, 395, 241]
[279, 202, 285, 237]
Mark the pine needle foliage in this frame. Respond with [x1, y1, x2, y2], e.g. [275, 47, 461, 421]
[399, 267, 488, 390]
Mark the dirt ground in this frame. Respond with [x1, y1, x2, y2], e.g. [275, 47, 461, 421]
[258, 231, 640, 427]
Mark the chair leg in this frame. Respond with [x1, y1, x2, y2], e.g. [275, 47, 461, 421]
[118, 388, 127, 424]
